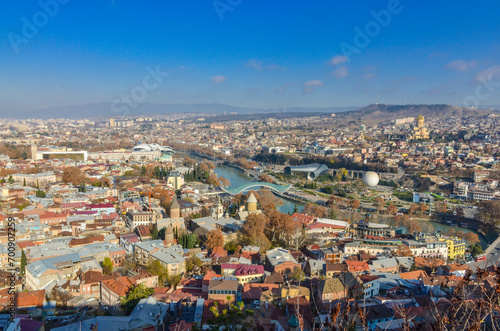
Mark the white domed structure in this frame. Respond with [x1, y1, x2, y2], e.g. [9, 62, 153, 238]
[363, 171, 379, 187]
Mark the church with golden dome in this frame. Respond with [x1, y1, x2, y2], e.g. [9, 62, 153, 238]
[410, 115, 429, 140]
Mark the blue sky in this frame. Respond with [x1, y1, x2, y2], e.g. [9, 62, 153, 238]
[1, 0, 500, 112]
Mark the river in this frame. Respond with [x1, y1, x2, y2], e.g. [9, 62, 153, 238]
[178, 152, 305, 214]
[212, 163, 486, 247]
[213, 164, 305, 214]
[180, 152, 486, 247]
[415, 219, 488, 248]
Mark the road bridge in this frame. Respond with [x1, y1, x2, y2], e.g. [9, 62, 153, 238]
[221, 182, 292, 196]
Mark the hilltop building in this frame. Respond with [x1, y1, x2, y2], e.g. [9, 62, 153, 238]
[411, 115, 429, 140]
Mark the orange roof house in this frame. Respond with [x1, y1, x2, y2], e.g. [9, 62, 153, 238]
[399, 270, 428, 280]
[346, 261, 369, 273]
[17, 290, 45, 309]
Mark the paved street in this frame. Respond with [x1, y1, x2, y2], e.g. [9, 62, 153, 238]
[467, 234, 500, 271]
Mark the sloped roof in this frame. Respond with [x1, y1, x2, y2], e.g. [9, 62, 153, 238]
[208, 279, 238, 292]
[247, 193, 257, 203]
[17, 290, 45, 308]
[170, 198, 180, 210]
[320, 277, 345, 294]
[101, 276, 137, 296]
[399, 270, 428, 280]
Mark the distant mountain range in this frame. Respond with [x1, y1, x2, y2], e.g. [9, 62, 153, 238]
[336, 103, 500, 125]
[1, 103, 355, 120]
[1, 102, 499, 121]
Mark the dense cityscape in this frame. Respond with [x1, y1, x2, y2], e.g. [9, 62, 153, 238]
[0, 108, 498, 330]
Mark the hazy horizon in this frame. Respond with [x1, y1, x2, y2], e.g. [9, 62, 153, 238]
[2, 1, 500, 117]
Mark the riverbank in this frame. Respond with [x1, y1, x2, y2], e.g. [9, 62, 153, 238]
[178, 152, 492, 247]
[177, 151, 306, 214]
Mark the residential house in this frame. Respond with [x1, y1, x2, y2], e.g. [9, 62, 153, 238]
[100, 276, 137, 307]
[317, 277, 346, 304]
[319, 247, 342, 263]
[220, 264, 265, 284]
[265, 248, 301, 275]
[207, 278, 238, 304]
[360, 275, 380, 299]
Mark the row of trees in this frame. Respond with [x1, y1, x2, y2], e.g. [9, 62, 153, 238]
[140, 165, 170, 179]
[182, 161, 230, 187]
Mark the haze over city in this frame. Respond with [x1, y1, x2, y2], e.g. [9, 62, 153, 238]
[1, 1, 500, 117]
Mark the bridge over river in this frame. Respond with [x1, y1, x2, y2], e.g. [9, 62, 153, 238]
[221, 182, 292, 196]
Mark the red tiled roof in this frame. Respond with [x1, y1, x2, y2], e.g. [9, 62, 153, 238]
[346, 261, 369, 272]
[399, 270, 428, 280]
[69, 235, 105, 247]
[17, 290, 45, 308]
[81, 270, 114, 285]
[290, 213, 315, 225]
[211, 246, 227, 258]
[101, 276, 137, 296]
[17, 241, 36, 249]
[39, 212, 68, 219]
[359, 274, 380, 284]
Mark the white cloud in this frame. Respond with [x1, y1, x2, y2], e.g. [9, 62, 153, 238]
[363, 72, 376, 80]
[333, 66, 348, 78]
[471, 65, 500, 84]
[210, 75, 226, 83]
[446, 60, 477, 72]
[329, 55, 348, 66]
[245, 59, 283, 71]
[304, 80, 323, 86]
[246, 60, 262, 70]
[303, 80, 323, 93]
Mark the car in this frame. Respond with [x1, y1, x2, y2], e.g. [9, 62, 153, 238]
[492, 252, 498, 256]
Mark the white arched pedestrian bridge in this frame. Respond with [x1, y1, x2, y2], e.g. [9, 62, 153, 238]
[222, 182, 292, 195]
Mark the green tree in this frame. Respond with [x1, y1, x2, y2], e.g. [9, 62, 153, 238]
[20, 250, 26, 276]
[150, 224, 159, 240]
[102, 257, 113, 275]
[146, 259, 169, 284]
[158, 227, 166, 240]
[23, 178, 26, 186]
[329, 208, 337, 219]
[120, 283, 155, 314]
[179, 233, 198, 249]
[223, 240, 239, 253]
[289, 267, 305, 282]
[8, 175, 14, 184]
[186, 256, 203, 273]
[168, 274, 182, 289]
[469, 243, 483, 257]
[208, 301, 255, 330]
[35, 190, 46, 198]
